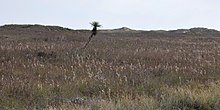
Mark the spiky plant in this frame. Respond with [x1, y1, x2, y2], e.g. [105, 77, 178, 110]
[82, 21, 102, 49]
[90, 21, 102, 36]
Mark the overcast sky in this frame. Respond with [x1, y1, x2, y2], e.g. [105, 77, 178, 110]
[0, 0, 219, 30]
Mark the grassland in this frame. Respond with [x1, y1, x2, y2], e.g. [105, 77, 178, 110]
[1, 25, 220, 109]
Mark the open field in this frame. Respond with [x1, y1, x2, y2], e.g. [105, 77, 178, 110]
[1, 25, 220, 109]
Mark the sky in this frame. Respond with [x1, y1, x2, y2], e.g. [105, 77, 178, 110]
[0, 0, 220, 30]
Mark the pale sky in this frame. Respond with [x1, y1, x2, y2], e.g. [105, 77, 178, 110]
[0, 0, 220, 30]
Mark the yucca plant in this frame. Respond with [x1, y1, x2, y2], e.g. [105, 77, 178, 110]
[82, 21, 102, 49]
[91, 21, 102, 36]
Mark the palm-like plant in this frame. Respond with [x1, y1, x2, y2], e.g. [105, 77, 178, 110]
[82, 21, 102, 49]
[91, 21, 102, 36]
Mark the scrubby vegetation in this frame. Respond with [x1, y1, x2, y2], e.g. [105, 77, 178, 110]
[1, 25, 220, 109]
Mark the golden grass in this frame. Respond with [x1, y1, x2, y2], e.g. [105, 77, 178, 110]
[1, 31, 220, 109]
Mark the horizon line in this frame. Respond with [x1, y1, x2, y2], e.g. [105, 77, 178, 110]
[1, 23, 219, 31]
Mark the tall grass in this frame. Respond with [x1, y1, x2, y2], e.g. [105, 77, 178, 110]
[1, 29, 220, 109]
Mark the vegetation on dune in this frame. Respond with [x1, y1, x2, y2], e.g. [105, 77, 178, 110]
[0, 25, 220, 109]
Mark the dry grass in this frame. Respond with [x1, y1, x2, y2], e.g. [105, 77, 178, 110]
[1, 28, 220, 109]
